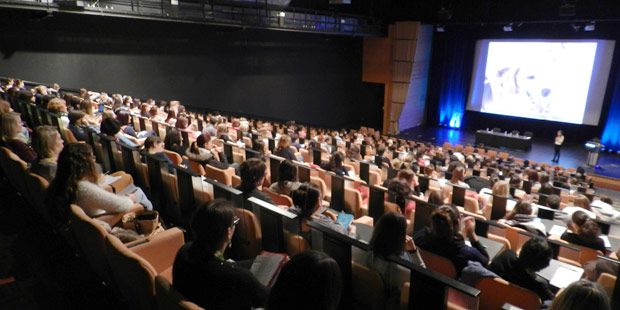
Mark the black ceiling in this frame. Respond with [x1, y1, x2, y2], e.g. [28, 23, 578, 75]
[299, 0, 620, 25]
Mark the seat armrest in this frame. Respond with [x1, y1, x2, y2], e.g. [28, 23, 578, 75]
[128, 227, 185, 275]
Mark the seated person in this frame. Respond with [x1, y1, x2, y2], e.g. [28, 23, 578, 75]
[274, 134, 297, 161]
[288, 182, 356, 242]
[546, 194, 561, 210]
[100, 117, 138, 147]
[164, 128, 185, 156]
[413, 205, 489, 275]
[367, 212, 424, 309]
[591, 196, 620, 221]
[30, 125, 64, 182]
[0, 112, 37, 163]
[235, 158, 274, 204]
[267, 251, 342, 310]
[173, 199, 268, 310]
[68, 110, 88, 142]
[375, 145, 392, 168]
[116, 110, 153, 139]
[549, 280, 610, 310]
[561, 211, 606, 253]
[558, 194, 596, 223]
[386, 178, 415, 219]
[320, 151, 347, 176]
[500, 200, 546, 236]
[488, 238, 554, 302]
[144, 135, 176, 172]
[268, 160, 301, 196]
[45, 143, 145, 227]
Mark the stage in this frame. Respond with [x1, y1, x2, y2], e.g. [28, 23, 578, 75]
[398, 126, 620, 180]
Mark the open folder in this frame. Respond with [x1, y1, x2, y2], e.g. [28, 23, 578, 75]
[249, 251, 288, 287]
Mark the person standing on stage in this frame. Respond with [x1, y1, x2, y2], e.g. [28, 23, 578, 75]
[552, 130, 564, 162]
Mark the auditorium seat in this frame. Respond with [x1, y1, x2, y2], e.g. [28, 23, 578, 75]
[188, 160, 206, 176]
[69, 204, 114, 285]
[351, 262, 385, 310]
[597, 273, 616, 299]
[204, 165, 235, 187]
[285, 233, 309, 257]
[0, 146, 28, 195]
[475, 277, 541, 310]
[163, 150, 183, 166]
[24, 173, 50, 222]
[418, 248, 457, 279]
[310, 176, 328, 201]
[155, 275, 204, 310]
[63, 127, 79, 143]
[344, 187, 365, 218]
[105, 234, 158, 310]
[263, 188, 293, 207]
[230, 208, 262, 260]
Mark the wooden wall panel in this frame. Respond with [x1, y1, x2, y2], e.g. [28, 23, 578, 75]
[392, 40, 416, 62]
[362, 37, 392, 84]
[392, 62, 413, 83]
[395, 22, 419, 40]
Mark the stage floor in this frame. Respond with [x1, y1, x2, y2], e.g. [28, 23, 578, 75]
[398, 126, 620, 180]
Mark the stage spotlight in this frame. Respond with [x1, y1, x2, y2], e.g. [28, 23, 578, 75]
[595, 165, 600, 169]
[503, 24, 513, 32]
[436, 25, 445, 32]
[584, 22, 595, 31]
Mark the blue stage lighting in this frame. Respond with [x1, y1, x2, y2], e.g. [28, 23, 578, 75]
[595, 165, 600, 169]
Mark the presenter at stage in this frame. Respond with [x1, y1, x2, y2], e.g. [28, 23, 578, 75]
[552, 130, 564, 162]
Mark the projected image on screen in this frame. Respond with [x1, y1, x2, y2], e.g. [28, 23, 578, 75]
[483, 42, 595, 123]
[468, 40, 615, 126]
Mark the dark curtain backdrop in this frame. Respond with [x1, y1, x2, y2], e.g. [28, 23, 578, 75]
[0, 9, 384, 130]
[427, 31, 475, 128]
[425, 23, 620, 143]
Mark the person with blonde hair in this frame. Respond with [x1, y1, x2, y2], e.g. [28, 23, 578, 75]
[274, 134, 296, 161]
[30, 125, 64, 182]
[0, 112, 37, 163]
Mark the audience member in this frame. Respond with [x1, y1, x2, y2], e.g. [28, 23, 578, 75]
[549, 280, 610, 310]
[274, 134, 296, 161]
[500, 200, 546, 236]
[413, 205, 489, 274]
[30, 125, 63, 182]
[0, 112, 37, 163]
[367, 212, 424, 308]
[267, 251, 341, 310]
[488, 237, 554, 302]
[268, 160, 301, 196]
[173, 199, 268, 310]
[561, 211, 606, 253]
[236, 158, 274, 204]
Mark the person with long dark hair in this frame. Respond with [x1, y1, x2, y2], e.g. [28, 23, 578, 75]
[267, 250, 342, 310]
[367, 212, 424, 308]
[173, 199, 268, 310]
[289, 182, 355, 242]
[45, 143, 143, 228]
[413, 205, 489, 274]
[268, 160, 301, 196]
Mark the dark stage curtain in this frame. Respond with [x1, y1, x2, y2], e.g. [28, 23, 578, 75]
[601, 75, 620, 151]
[428, 31, 476, 129]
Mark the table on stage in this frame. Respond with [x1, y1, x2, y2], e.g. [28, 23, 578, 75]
[475, 130, 532, 151]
